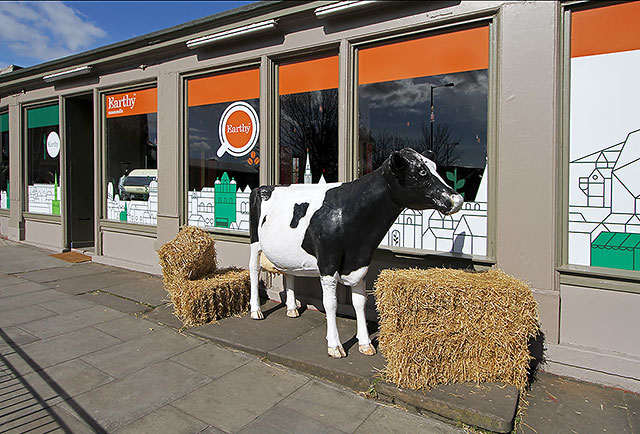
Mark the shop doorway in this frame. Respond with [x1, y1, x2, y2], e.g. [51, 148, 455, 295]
[64, 94, 94, 249]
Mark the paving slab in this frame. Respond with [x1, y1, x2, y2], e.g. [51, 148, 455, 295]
[624, 391, 640, 433]
[36, 296, 97, 314]
[115, 405, 209, 434]
[15, 262, 110, 283]
[0, 289, 68, 312]
[49, 271, 140, 295]
[78, 290, 151, 314]
[377, 381, 518, 433]
[0, 256, 69, 274]
[0, 281, 51, 297]
[0, 274, 37, 288]
[172, 359, 309, 433]
[170, 342, 253, 379]
[278, 379, 377, 433]
[143, 303, 185, 329]
[0, 305, 57, 328]
[0, 327, 40, 354]
[190, 301, 325, 357]
[81, 328, 204, 378]
[19, 305, 126, 339]
[92, 316, 157, 341]
[268, 315, 386, 391]
[237, 405, 345, 434]
[57, 360, 211, 432]
[355, 405, 464, 434]
[102, 276, 167, 307]
[516, 372, 636, 434]
[14, 327, 121, 372]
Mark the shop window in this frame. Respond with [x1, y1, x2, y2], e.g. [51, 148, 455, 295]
[27, 104, 60, 215]
[568, 2, 640, 271]
[0, 112, 8, 210]
[358, 26, 489, 256]
[104, 88, 158, 225]
[279, 55, 338, 184]
[187, 68, 260, 232]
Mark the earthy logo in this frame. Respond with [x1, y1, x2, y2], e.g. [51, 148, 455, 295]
[107, 93, 137, 117]
[46, 131, 60, 158]
[217, 101, 259, 158]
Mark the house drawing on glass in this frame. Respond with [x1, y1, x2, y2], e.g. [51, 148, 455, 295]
[188, 172, 251, 231]
[1, 184, 8, 209]
[27, 174, 61, 215]
[106, 180, 158, 225]
[569, 128, 640, 270]
[381, 165, 488, 256]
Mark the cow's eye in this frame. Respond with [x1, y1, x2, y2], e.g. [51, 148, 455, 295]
[419, 170, 427, 177]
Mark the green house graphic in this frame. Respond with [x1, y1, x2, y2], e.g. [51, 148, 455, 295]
[214, 172, 236, 228]
[51, 173, 60, 215]
[591, 231, 640, 271]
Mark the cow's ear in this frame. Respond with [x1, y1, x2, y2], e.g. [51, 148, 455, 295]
[390, 151, 406, 173]
[423, 150, 435, 162]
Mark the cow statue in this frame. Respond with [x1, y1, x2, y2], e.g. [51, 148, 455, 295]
[248, 148, 463, 358]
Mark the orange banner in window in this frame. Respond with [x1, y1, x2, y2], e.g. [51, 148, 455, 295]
[106, 87, 157, 118]
[188, 68, 259, 107]
[571, 2, 640, 58]
[359, 26, 489, 85]
[279, 56, 339, 95]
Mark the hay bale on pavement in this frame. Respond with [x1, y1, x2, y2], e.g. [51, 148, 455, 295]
[157, 226, 250, 327]
[374, 268, 539, 393]
[157, 225, 217, 281]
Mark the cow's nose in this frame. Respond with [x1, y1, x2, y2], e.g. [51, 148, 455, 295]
[449, 194, 463, 214]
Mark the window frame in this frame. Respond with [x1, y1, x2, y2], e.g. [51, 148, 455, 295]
[98, 82, 158, 229]
[349, 19, 498, 264]
[557, 1, 640, 294]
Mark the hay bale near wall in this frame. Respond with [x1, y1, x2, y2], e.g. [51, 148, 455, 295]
[374, 268, 539, 393]
[158, 226, 250, 327]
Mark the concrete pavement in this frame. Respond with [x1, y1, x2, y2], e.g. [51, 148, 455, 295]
[0, 238, 638, 433]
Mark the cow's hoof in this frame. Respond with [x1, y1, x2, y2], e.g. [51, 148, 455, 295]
[286, 308, 299, 318]
[327, 345, 346, 358]
[250, 310, 264, 320]
[359, 343, 376, 356]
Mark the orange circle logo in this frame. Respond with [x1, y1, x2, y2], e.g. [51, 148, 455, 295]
[218, 101, 259, 158]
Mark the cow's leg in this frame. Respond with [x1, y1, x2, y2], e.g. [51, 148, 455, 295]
[283, 274, 299, 318]
[321, 275, 345, 358]
[249, 242, 263, 320]
[351, 280, 376, 356]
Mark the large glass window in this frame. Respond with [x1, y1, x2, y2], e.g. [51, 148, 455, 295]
[104, 87, 158, 225]
[279, 55, 338, 184]
[26, 104, 60, 215]
[187, 68, 260, 232]
[568, 2, 640, 271]
[358, 26, 489, 255]
[0, 112, 8, 210]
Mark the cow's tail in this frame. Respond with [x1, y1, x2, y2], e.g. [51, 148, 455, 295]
[249, 188, 263, 318]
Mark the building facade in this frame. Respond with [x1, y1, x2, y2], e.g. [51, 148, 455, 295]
[0, 1, 638, 392]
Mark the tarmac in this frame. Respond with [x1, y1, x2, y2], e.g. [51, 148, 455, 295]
[0, 238, 638, 434]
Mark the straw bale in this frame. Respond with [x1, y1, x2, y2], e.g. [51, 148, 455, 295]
[163, 267, 250, 327]
[374, 268, 539, 393]
[157, 226, 250, 327]
[157, 226, 217, 281]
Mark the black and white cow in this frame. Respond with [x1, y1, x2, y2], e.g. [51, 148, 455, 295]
[249, 148, 463, 358]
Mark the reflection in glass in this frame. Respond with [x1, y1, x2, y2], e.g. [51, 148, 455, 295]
[27, 105, 60, 215]
[105, 113, 158, 225]
[279, 89, 338, 184]
[187, 99, 260, 231]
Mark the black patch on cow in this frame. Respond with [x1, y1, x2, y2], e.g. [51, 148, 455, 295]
[261, 216, 267, 226]
[249, 189, 262, 243]
[290, 203, 309, 228]
[259, 186, 275, 201]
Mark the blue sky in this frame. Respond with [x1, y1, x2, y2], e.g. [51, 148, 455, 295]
[0, 1, 253, 69]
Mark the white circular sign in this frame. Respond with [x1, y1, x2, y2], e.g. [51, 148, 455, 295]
[217, 101, 259, 158]
[46, 131, 60, 158]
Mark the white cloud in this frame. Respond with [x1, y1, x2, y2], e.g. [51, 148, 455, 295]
[0, 1, 107, 63]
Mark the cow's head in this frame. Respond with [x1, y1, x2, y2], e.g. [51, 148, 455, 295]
[384, 148, 463, 215]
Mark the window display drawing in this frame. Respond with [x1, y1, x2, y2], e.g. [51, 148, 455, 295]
[187, 68, 260, 232]
[568, 2, 640, 271]
[104, 87, 158, 225]
[26, 104, 60, 215]
[0, 112, 8, 210]
[358, 26, 489, 255]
